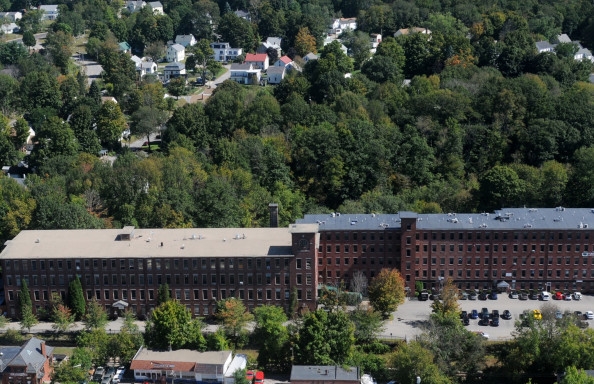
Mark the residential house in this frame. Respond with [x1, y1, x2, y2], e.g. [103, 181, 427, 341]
[274, 55, 300, 71]
[290, 366, 361, 384]
[139, 60, 158, 77]
[131, 55, 143, 68]
[234, 10, 250, 21]
[166, 43, 185, 62]
[256, 36, 282, 57]
[534, 34, 594, 63]
[230, 63, 261, 84]
[210, 42, 242, 62]
[175, 34, 197, 47]
[245, 53, 269, 70]
[119, 42, 131, 54]
[394, 27, 431, 37]
[556, 33, 572, 43]
[303, 52, 318, 62]
[323, 37, 348, 55]
[131, 348, 243, 384]
[266, 66, 285, 84]
[535, 40, 555, 53]
[147, 1, 163, 15]
[125, 0, 146, 13]
[370, 33, 381, 53]
[576, 46, 594, 62]
[0, 12, 22, 22]
[0, 23, 19, 34]
[328, 17, 357, 34]
[38, 5, 59, 21]
[0, 338, 54, 384]
[163, 62, 186, 81]
[101, 96, 118, 104]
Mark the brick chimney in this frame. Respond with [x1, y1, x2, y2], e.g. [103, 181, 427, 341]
[40, 341, 46, 357]
[269, 203, 278, 228]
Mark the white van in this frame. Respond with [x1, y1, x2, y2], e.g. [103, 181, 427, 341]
[540, 291, 551, 301]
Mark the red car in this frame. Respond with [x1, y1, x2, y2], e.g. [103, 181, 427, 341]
[554, 291, 564, 300]
[255, 371, 264, 384]
[246, 371, 254, 382]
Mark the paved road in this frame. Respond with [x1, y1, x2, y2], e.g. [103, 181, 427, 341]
[72, 54, 103, 85]
[201, 65, 231, 98]
[5, 32, 46, 51]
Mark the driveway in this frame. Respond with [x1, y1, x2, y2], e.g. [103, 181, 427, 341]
[72, 53, 103, 85]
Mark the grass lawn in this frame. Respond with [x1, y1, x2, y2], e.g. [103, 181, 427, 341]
[53, 346, 75, 356]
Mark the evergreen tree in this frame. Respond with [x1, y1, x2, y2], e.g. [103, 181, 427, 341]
[68, 276, 86, 321]
[19, 279, 38, 332]
[157, 283, 170, 305]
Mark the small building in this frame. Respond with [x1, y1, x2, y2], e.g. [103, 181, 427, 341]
[394, 27, 431, 37]
[125, 0, 146, 12]
[256, 36, 282, 57]
[234, 10, 250, 20]
[245, 53, 269, 70]
[139, 60, 158, 77]
[119, 42, 131, 53]
[163, 62, 186, 81]
[329, 17, 357, 34]
[266, 66, 285, 84]
[370, 33, 381, 53]
[166, 43, 185, 62]
[175, 34, 197, 47]
[131, 348, 235, 384]
[0, 338, 54, 384]
[147, 1, 163, 15]
[0, 23, 19, 34]
[0, 12, 22, 22]
[303, 52, 318, 63]
[535, 40, 555, 53]
[38, 5, 59, 21]
[210, 42, 242, 62]
[274, 56, 300, 71]
[290, 366, 361, 384]
[230, 63, 261, 84]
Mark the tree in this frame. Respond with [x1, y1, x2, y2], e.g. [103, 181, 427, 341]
[478, 165, 524, 211]
[144, 41, 166, 62]
[19, 279, 38, 332]
[387, 342, 452, 384]
[253, 305, 291, 372]
[168, 77, 187, 99]
[157, 283, 170, 305]
[234, 369, 251, 384]
[52, 361, 88, 384]
[52, 303, 75, 335]
[187, 39, 221, 83]
[562, 366, 594, 384]
[68, 275, 86, 321]
[29, 117, 79, 169]
[45, 30, 74, 74]
[215, 297, 254, 348]
[84, 297, 108, 330]
[22, 30, 36, 51]
[368, 268, 405, 317]
[145, 300, 205, 350]
[350, 306, 384, 345]
[294, 27, 317, 56]
[430, 278, 460, 317]
[77, 329, 111, 365]
[113, 311, 144, 364]
[96, 101, 127, 149]
[131, 106, 168, 153]
[217, 12, 258, 52]
[350, 270, 368, 295]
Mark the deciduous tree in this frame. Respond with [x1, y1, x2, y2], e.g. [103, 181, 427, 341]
[215, 297, 254, 348]
[84, 297, 108, 330]
[253, 305, 290, 372]
[368, 268, 405, 317]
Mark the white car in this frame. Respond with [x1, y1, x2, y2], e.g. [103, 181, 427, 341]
[573, 292, 582, 300]
[585, 311, 594, 320]
[564, 293, 572, 301]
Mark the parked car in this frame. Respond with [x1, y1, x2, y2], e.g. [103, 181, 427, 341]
[529, 292, 539, 300]
[564, 292, 572, 301]
[106, 367, 116, 378]
[489, 291, 498, 300]
[470, 309, 479, 319]
[469, 292, 478, 300]
[555, 310, 563, 319]
[460, 291, 468, 300]
[585, 311, 594, 320]
[93, 367, 105, 382]
[533, 309, 543, 320]
[101, 377, 111, 384]
[573, 292, 582, 300]
[519, 292, 529, 300]
[575, 311, 583, 318]
[554, 291, 564, 300]
[509, 291, 519, 299]
[462, 317, 470, 326]
[461, 311, 468, 319]
[478, 292, 488, 300]
[481, 307, 489, 319]
[540, 291, 551, 301]
[479, 317, 490, 326]
[490, 317, 500, 326]
[502, 310, 512, 320]
[492, 309, 500, 319]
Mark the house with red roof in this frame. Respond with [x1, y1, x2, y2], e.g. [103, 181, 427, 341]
[244, 53, 269, 70]
[274, 55, 300, 71]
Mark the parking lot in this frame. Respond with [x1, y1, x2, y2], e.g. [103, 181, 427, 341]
[380, 294, 594, 341]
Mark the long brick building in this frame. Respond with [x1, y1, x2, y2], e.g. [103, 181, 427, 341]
[1, 207, 594, 318]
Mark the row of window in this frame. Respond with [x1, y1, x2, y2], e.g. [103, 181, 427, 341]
[3, 257, 301, 272]
[408, 267, 594, 279]
[412, 256, 594, 266]
[318, 256, 394, 266]
[324, 232, 397, 241]
[412, 230, 592, 241]
[410, 243, 593, 253]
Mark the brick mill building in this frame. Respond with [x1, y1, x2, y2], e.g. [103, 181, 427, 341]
[2, 207, 594, 318]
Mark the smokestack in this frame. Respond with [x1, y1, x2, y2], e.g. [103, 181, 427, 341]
[269, 203, 278, 228]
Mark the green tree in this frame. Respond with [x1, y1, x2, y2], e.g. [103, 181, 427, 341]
[350, 307, 384, 345]
[215, 297, 254, 348]
[52, 361, 88, 384]
[19, 279, 38, 332]
[217, 12, 258, 52]
[68, 275, 86, 321]
[387, 342, 452, 384]
[233, 369, 251, 384]
[45, 30, 74, 74]
[96, 100, 127, 149]
[157, 283, 170, 305]
[77, 329, 111, 365]
[562, 366, 594, 384]
[84, 297, 108, 330]
[145, 300, 205, 350]
[22, 30, 36, 50]
[430, 278, 460, 317]
[253, 305, 290, 372]
[113, 311, 144, 364]
[168, 77, 187, 99]
[52, 303, 75, 335]
[368, 268, 406, 317]
[131, 106, 168, 153]
[479, 165, 524, 211]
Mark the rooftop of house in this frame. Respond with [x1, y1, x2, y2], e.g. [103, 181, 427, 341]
[267, 66, 285, 74]
[265, 36, 282, 46]
[148, 1, 162, 7]
[0, 338, 53, 375]
[290, 366, 360, 382]
[231, 63, 253, 70]
[169, 43, 185, 51]
[304, 52, 318, 60]
[0, 226, 302, 259]
[535, 40, 555, 51]
[38, 4, 58, 11]
[245, 53, 268, 62]
[131, 349, 232, 371]
[118, 42, 131, 50]
[278, 55, 292, 64]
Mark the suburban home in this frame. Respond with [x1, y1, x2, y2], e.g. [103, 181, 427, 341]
[131, 55, 143, 67]
[230, 63, 261, 84]
[38, 5, 59, 20]
[244, 53, 269, 70]
[125, 0, 146, 12]
[175, 34, 197, 47]
[328, 17, 357, 34]
[166, 43, 185, 62]
[266, 66, 285, 84]
[534, 33, 594, 63]
[139, 60, 158, 77]
[303, 52, 318, 62]
[274, 55, 300, 71]
[130, 348, 246, 384]
[210, 42, 242, 62]
[118, 42, 131, 53]
[163, 62, 186, 81]
[323, 37, 348, 55]
[0, 23, 19, 34]
[290, 366, 361, 384]
[535, 40, 555, 53]
[234, 9, 250, 20]
[0, 338, 54, 384]
[101, 96, 118, 104]
[256, 36, 282, 57]
[370, 33, 382, 53]
[394, 27, 432, 37]
[147, 1, 163, 15]
[0, 11, 22, 22]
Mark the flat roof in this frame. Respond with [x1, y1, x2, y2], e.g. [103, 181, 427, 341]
[0, 227, 296, 260]
[290, 366, 360, 382]
[297, 208, 594, 231]
[133, 348, 231, 365]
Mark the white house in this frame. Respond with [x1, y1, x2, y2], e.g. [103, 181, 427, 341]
[139, 60, 158, 77]
[1, 22, 19, 34]
[131, 55, 143, 67]
[535, 40, 555, 53]
[535, 33, 594, 63]
[0, 12, 22, 22]
[394, 27, 431, 37]
[234, 10, 250, 20]
[175, 34, 197, 47]
[147, 1, 163, 15]
[163, 62, 186, 81]
[329, 17, 357, 34]
[125, 1, 146, 13]
[370, 33, 381, 53]
[274, 55, 300, 71]
[256, 36, 282, 57]
[245, 53, 269, 70]
[230, 63, 261, 84]
[266, 66, 285, 84]
[303, 52, 318, 62]
[166, 43, 185, 62]
[38, 5, 59, 20]
[210, 42, 242, 62]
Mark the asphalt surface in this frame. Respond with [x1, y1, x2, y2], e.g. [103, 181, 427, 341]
[381, 294, 594, 341]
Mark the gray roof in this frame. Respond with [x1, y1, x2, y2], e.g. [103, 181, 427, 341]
[304, 52, 318, 61]
[39, 4, 58, 12]
[140, 61, 156, 69]
[165, 62, 185, 70]
[535, 41, 555, 51]
[577, 47, 592, 57]
[231, 63, 253, 70]
[2, 338, 53, 375]
[265, 37, 282, 47]
[290, 366, 360, 382]
[267, 66, 285, 74]
[557, 33, 572, 43]
[297, 207, 594, 231]
[148, 1, 162, 7]
[169, 43, 184, 52]
[234, 10, 249, 18]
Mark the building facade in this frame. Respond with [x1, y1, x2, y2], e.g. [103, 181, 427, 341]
[2, 207, 594, 319]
